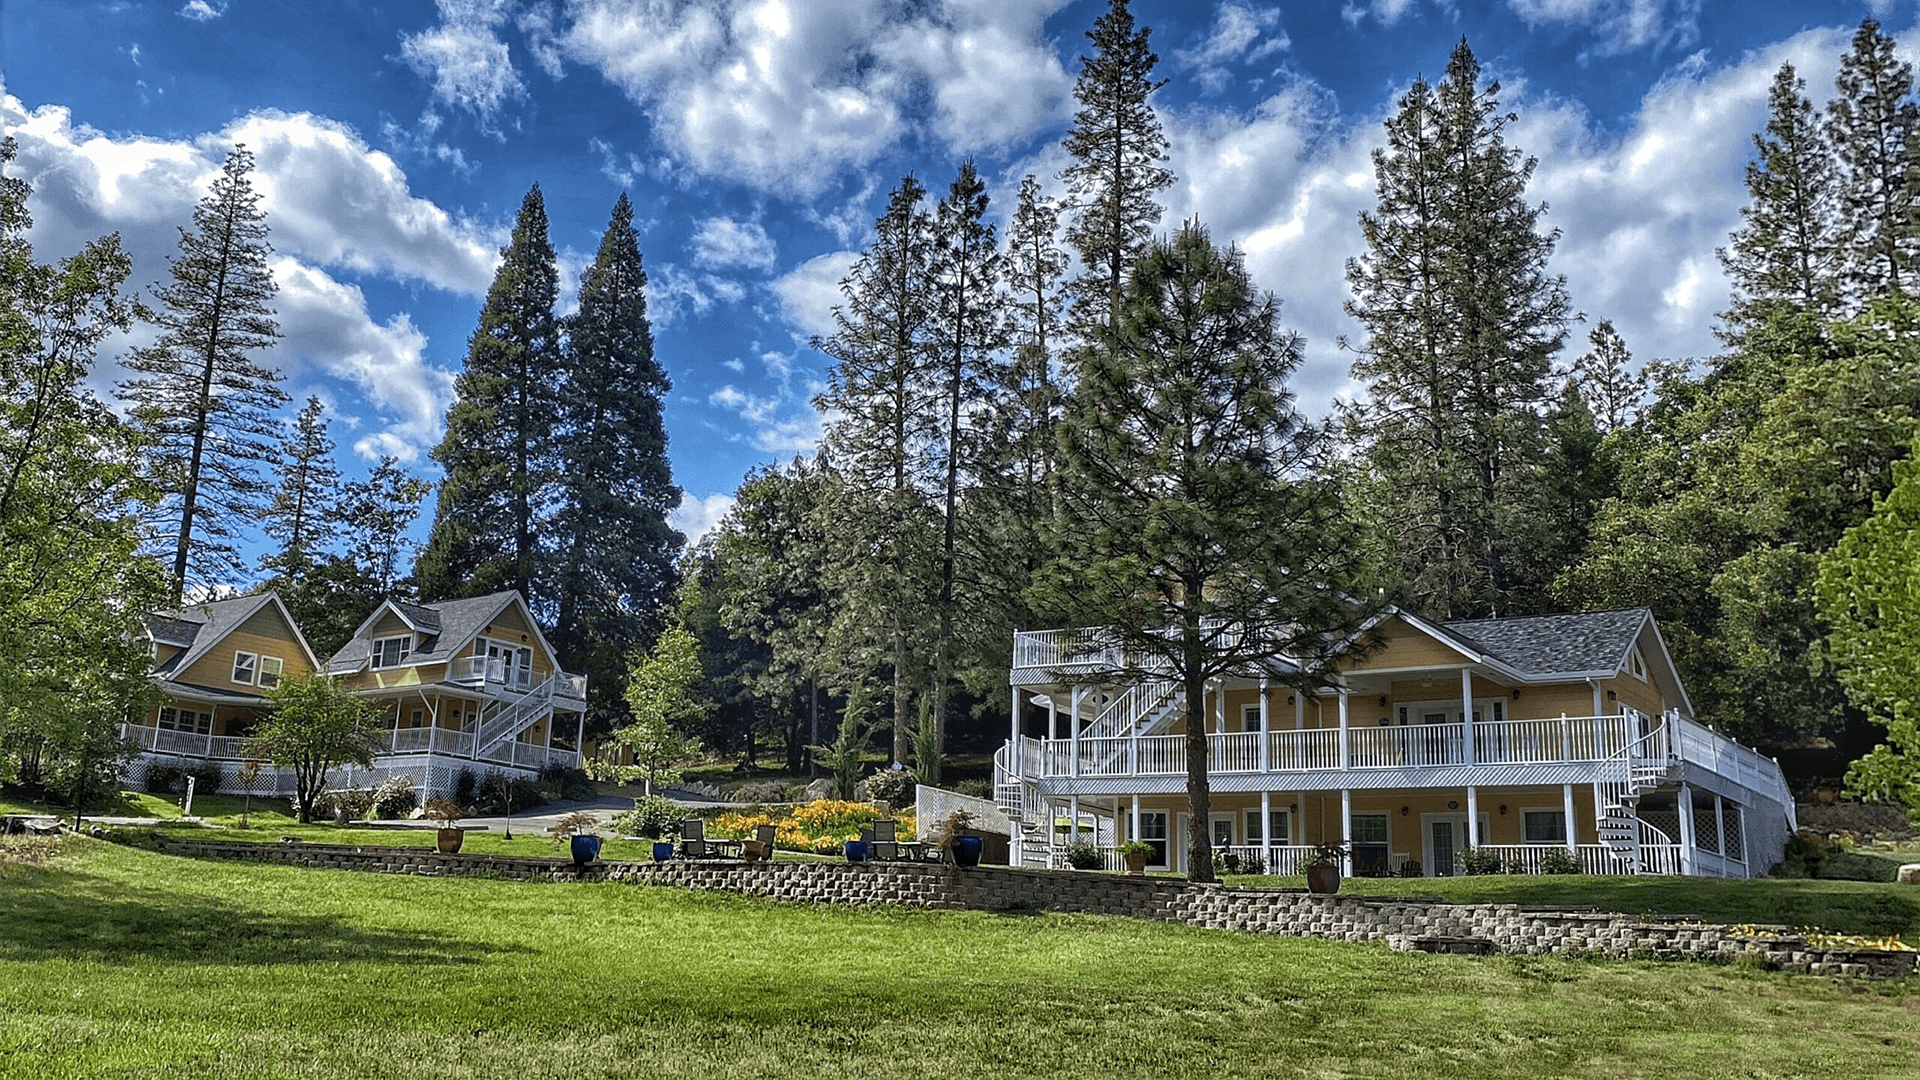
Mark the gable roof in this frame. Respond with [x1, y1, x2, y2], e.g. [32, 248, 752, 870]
[145, 592, 320, 682]
[328, 591, 550, 674]
[1440, 608, 1652, 677]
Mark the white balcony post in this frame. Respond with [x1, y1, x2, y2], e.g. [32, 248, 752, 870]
[1047, 696, 1058, 740]
[1260, 790, 1272, 865]
[205, 707, 217, 757]
[1258, 678, 1270, 773]
[1214, 686, 1224, 735]
[1736, 800, 1751, 879]
[1131, 794, 1141, 845]
[1069, 795, 1081, 843]
[1069, 686, 1083, 778]
[1560, 712, 1572, 762]
[1466, 786, 1479, 846]
[1713, 792, 1727, 867]
[1562, 784, 1578, 856]
[1337, 689, 1350, 771]
[1460, 668, 1476, 768]
[1010, 689, 1021, 781]
[573, 710, 586, 767]
[1677, 782, 1697, 876]
[1294, 692, 1304, 731]
[1339, 788, 1353, 875]
[151, 721, 161, 750]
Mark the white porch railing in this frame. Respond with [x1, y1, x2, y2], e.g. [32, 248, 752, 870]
[1029, 716, 1648, 779]
[1669, 714, 1795, 822]
[449, 655, 535, 691]
[1469, 844, 1616, 875]
[1218, 844, 1320, 876]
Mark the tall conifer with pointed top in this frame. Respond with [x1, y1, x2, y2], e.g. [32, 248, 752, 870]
[550, 192, 684, 725]
[260, 395, 340, 577]
[1061, 0, 1173, 347]
[1826, 18, 1920, 302]
[121, 145, 287, 603]
[1722, 62, 1842, 333]
[416, 184, 560, 603]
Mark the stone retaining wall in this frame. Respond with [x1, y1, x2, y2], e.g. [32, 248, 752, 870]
[161, 841, 1917, 978]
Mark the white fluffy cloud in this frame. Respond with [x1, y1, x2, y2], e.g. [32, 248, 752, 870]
[471, 0, 1072, 194]
[1175, 2, 1290, 96]
[709, 384, 826, 455]
[1507, 0, 1704, 56]
[178, 1, 227, 22]
[772, 251, 857, 342]
[670, 492, 737, 544]
[692, 216, 777, 271]
[399, 0, 525, 121]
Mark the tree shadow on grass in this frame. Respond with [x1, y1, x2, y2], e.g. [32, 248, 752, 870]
[0, 863, 526, 966]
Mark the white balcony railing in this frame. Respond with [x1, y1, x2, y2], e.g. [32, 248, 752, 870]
[448, 654, 536, 691]
[1469, 844, 1619, 875]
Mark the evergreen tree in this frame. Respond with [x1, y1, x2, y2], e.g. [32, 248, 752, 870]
[1570, 320, 1649, 435]
[340, 456, 432, 596]
[416, 184, 560, 603]
[1342, 40, 1569, 619]
[924, 161, 1005, 771]
[1826, 18, 1919, 303]
[813, 175, 941, 765]
[260, 395, 341, 576]
[550, 193, 684, 728]
[1722, 62, 1842, 333]
[120, 145, 287, 603]
[1060, 0, 1174, 345]
[1041, 222, 1376, 883]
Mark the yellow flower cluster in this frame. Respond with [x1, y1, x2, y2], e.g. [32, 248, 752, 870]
[1725, 923, 1914, 952]
[712, 799, 916, 854]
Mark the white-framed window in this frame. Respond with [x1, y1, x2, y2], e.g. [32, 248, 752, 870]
[1245, 809, 1291, 845]
[257, 656, 283, 689]
[1523, 808, 1568, 844]
[231, 651, 257, 685]
[1240, 704, 1263, 732]
[408, 709, 425, 729]
[1630, 648, 1648, 680]
[158, 706, 213, 734]
[1351, 812, 1390, 846]
[371, 635, 413, 670]
[1135, 810, 1170, 868]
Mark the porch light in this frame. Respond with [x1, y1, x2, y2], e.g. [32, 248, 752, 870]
[1607, 689, 1617, 701]
[1499, 804, 1507, 815]
[1378, 695, 1387, 707]
[1447, 800, 1458, 810]
[1400, 806, 1409, 816]
[1512, 688, 1521, 699]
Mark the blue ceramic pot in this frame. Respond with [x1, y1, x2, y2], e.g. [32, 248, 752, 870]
[652, 841, 674, 862]
[571, 834, 602, 865]
[844, 839, 871, 863]
[951, 834, 983, 868]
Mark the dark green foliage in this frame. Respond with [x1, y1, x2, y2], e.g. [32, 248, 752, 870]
[260, 396, 341, 578]
[1721, 62, 1842, 336]
[1343, 39, 1570, 621]
[1460, 848, 1505, 875]
[1063, 840, 1103, 870]
[417, 184, 560, 603]
[120, 145, 288, 603]
[549, 193, 682, 728]
[370, 774, 418, 819]
[607, 794, 682, 839]
[144, 764, 185, 795]
[1044, 223, 1379, 881]
[339, 456, 431, 597]
[1825, 18, 1919, 303]
[864, 766, 914, 808]
[1537, 848, 1579, 875]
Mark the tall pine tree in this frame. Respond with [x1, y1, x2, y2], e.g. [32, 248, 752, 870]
[121, 145, 287, 603]
[1343, 40, 1569, 619]
[1722, 62, 1842, 334]
[1826, 18, 1919, 303]
[1060, 0, 1174, 347]
[416, 184, 560, 603]
[550, 193, 684, 727]
[260, 395, 340, 577]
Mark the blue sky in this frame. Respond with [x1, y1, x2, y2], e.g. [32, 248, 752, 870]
[2, 0, 1909, 551]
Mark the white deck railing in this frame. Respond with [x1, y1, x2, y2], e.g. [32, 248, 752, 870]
[121, 722, 577, 770]
[1469, 844, 1618, 875]
[1030, 715, 1649, 779]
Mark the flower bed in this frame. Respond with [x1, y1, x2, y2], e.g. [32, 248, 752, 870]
[712, 799, 915, 855]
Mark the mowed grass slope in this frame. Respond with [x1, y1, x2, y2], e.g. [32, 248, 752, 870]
[1, 838, 1917, 1079]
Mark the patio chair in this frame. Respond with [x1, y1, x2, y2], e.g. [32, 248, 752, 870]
[680, 818, 720, 859]
[741, 823, 777, 863]
[870, 819, 899, 861]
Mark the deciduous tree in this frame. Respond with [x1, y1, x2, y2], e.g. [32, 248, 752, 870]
[251, 673, 385, 823]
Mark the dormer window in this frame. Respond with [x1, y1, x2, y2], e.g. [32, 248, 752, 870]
[232, 651, 257, 685]
[372, 635, 413, 670]
[1630, 648, 1648, 681]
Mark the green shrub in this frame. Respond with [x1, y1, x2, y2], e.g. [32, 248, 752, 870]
[1063, 840, 1104, 870]
[951, 779, 993, 799]
[606, 795, 682, 839]
[865, 768, 915, 808]
[371, 775, 418, 819]
[1460, 848, 1504, 875]
[1817, 851, 1901, 883]
[1537, 848, 1579, 875]
[145, 764, 185, 794]
[454, 768, 479, 808]
[184, 760, 225, 796]
[538, 762, 594, 801]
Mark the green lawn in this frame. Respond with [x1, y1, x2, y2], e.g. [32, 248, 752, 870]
[2, 836, 1917, 1079]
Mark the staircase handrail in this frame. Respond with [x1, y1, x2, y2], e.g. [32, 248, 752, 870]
[1083, 679, 1182, 740]
[473, 673, 557, 756]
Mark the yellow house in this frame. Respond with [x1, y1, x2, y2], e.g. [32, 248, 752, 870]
[997, 607, 1796, 878]
[123, 589, 586, 800]
[325, 590, 588, 798]
[125, 592, 321, 779]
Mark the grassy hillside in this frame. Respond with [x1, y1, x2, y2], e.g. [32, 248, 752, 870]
[1, 835, 1916, 1079]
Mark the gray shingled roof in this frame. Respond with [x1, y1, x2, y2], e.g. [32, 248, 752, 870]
[1440, 608, 1651, 676]
[143, 613, 202, 649]
[391, 600, 442, 632]
[147, 594, 274, 680]
[328, 592, 518, 671]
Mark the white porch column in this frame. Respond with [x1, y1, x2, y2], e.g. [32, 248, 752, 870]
[1258, 678, 1271, 772]
[573, 710, 586, 767]
[1677, 782, 1697, 876]
[1337, 688, 1351, 771]
[1460, 668, 1476, 768]
[205, 707, 217, 757]
[1069, 686, 1083, 778]
[1562, 784, 1578, 857]
[1260, 790, 1273, 864]
[1466, 785, 1479, 846]
[1294, 692, 1305, 730]
[1069, 795, 1081, 843]
[1714, 792, 1728, 873]
[1736, 800, 1751, 879]
[1590, 678, 1605, 719]
[1047, 695, 1058, 740]
[1215, 685, 1225, 734]
[1010, 689, 1022, 780]
[1131, 794, 1141, 845]
[1340, 788, 1354, 875]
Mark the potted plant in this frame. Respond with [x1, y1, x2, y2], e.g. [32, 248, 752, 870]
[548, 811, 603, 865]
[1116, 840, 1155, 875]
[934, 809, 982, 868]
[1303, 841, 1348, 894]
[424, 798, 465, 854]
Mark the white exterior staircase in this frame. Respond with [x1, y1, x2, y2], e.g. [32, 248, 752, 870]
[470, 673, 561, 762]
[1593, 711, 1681, 873]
